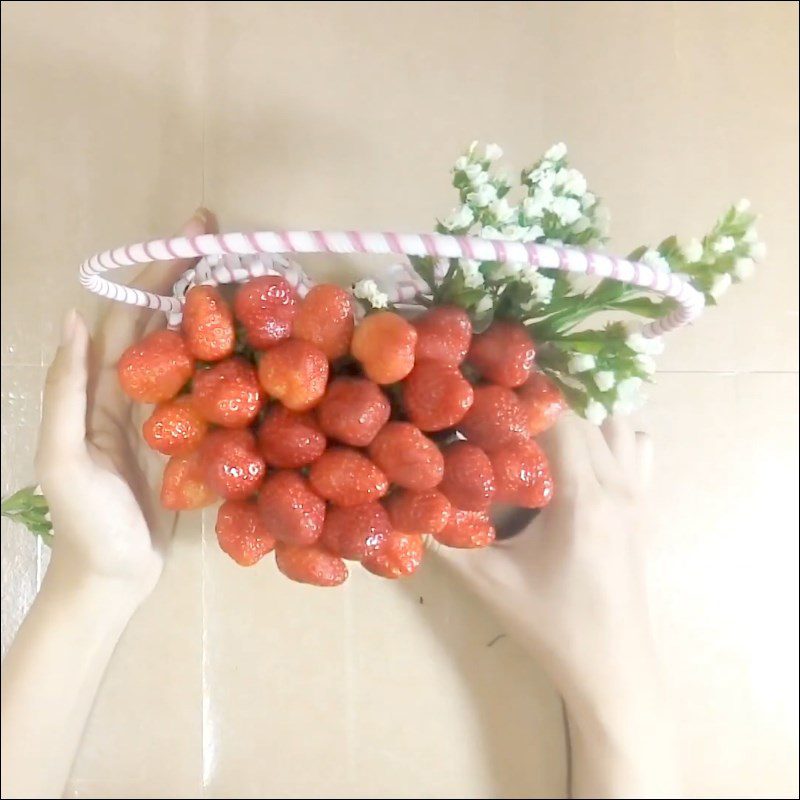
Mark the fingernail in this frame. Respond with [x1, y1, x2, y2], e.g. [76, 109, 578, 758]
[60, 309, 78, 345]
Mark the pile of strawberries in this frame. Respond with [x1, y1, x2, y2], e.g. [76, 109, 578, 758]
[118, 276, 565, 586]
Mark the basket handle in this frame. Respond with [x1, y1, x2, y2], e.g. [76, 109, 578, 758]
[79, 230, 705, 337]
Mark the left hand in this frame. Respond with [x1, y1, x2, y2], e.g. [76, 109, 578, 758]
[35, 209, 217, 600]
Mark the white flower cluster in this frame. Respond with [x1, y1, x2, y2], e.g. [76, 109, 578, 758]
[352, 278, 389, 309]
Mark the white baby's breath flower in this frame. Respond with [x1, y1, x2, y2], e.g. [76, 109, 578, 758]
[749, 240, 767, 262]
[453, 155, 470, 172]
[585, 399, 608, 426]
[710, 272, 732, 300]
[594, 371, 616, 392]
[527, 165, 557, 191]
[489, 197, 516, 224]
[743, 226, 758, 243]
[523, 224, 545, 242]
[545, 238, 564, 247]
[480, 225, 503, 240]
[459, 258, 485, 288]
[463, 163, 487, 185]
[484, 143, 503, 161]
[682, 237, 704, 263]
[571, 215, 590, 234]
[581, 191, 596, 209]
[442, 205, 475, 231]
[613, 376, 646, 415]
[634, 354, 657, 375]
[353, 278, 389, 309]
[733, 257, 755, 280]
[467, 140, 479, 155]
[474, 295, 494, 314]
[642, 249, 671, 273]
[594, 204, 611, 237]
[544, 142, 568, 162]
[532, 274, 555, 304]
[712, 235, 736, 255]
[626, 331, 665, 356]
[492, 260, 523, 279]
[467, 183, 498, 208]
[735, 198, 751, 213]
[550, 196, 582, 226]
[554, 167, 587, 197]
[568, 353, 597, 374]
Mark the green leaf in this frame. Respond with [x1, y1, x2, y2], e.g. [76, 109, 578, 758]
[2, 486, 53, 546]
[609, 297, 669, 319]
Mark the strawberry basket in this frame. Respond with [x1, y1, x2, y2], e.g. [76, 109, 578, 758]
[51, 142, 763, 584]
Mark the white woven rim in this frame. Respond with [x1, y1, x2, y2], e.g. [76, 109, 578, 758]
[78, 230, 705, 337]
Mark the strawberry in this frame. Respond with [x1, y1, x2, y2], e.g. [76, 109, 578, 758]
[362, 533, 424, 579]
[201, 428, 266, 500]
[316, 378, 390, 447]
[142, 396, 208, 456]
[274, 542, 348, 587]
[320, 502, 391, 560]
[192, 357, 263, 428]
[215, 500, 276, 566]
[257, 339, 329, 411]
[309, 448, 389, 507]
[181, 285, 235, 361]
[468, 320, 536, 387]
[517, 371, 567, 435]
[257, 471, 326, 545]
[459, 385, 529, 452]
[385, 489, 451, 534]
[292, 284, 355, 360]
[402, 362, 474, 432]
[490, 439, 554, 508]
[367, 422, 443, 490]
[257, 405, 326, 468]
[414, 306, 472, 367]
[118, 329, 193, 403]
[351, 311, 417, 384]
[434, 509, 496, 549]
[439, 442, 496, 511]
[160, 450, 216, 510]
[233, 275, 298, 349]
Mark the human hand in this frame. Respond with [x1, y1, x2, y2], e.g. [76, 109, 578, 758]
[436, 413, 658, 708]
[35, 209, 218, 602]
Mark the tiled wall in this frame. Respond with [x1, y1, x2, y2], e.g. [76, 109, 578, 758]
[1, 3, 797, 797]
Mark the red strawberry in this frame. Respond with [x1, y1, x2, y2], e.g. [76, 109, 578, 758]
[402, 362, 474, 432]
[181, 285, 235, 361]
[257, 471, 326, 545]
[459, 385, 529, 452]
[292, 284, 355, 360]
[414, 306, 472, 367]
[142, 396, 208, 456]
[201, 429, 266, 500]
[274, 542, 348, 587]
[309, 448, 389, 507]
[351, 311, 417, 384]
[160, 451, 216, 510]
[362, 533, 424, 579]
[316, 378, 390, 447]
[233, 275, 298, 349]
[490, 439, 554, 508]
[257, 339, 329, 411]
[118, 329, 193, 403]
[320, 502, 391, 560]
[215, 500, 276, 566]
[517, 372, 567, 435]
[434, 509, 496, 549]
[439, 442, 496, 511]
[385, 489, 451, 534]
[257, 405, 326, 468]
[192, 357, 263, 428]
[468, 320, 536, 387]
[367, 422, 444, 490]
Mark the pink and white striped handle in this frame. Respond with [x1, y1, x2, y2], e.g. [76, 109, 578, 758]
[79, 230, 705, 337]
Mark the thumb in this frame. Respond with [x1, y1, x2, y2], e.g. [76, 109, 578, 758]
[37, 310, 90, 473]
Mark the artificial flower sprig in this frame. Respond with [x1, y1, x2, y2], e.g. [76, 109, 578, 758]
[353, 141, 765, 422]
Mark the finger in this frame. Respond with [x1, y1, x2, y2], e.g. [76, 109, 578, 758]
[37, 310, 90, 471]
[96, 208, 218, 364]
[601, 415, 637, 478]
[538, 412, 598, 493]
[634, 431, 654, 489]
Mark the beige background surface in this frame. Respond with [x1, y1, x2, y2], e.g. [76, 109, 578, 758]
[1, 2, 798, 798]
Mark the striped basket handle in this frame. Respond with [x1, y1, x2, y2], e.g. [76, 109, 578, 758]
[79, 230, 705, 337]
